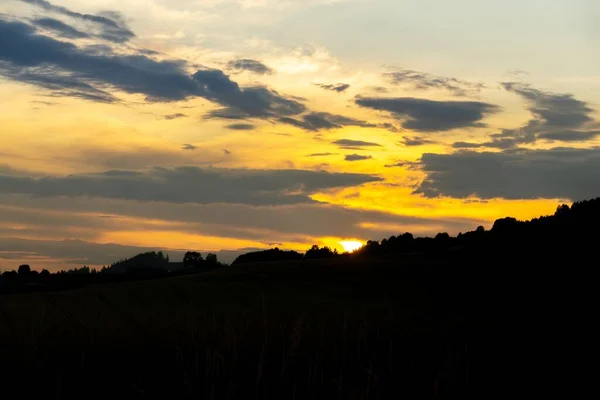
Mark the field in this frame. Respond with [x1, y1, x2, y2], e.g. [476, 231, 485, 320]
[0, 255, 527, 399]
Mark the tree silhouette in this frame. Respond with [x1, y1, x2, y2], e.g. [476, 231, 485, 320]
[18, 264, 31, 277]
[183, 251, 203, 268]
[305, 245, 338, 259]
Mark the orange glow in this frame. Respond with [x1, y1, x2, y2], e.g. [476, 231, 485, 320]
[340, 241, 364, 253]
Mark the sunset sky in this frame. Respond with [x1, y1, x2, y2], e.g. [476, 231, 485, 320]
[1, 0, 599, 269]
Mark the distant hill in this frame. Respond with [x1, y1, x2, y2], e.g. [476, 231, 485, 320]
[232, 248, 304, 265]
[107, 251, 183, 274]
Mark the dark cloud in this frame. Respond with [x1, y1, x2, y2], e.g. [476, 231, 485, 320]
[0, 17, 399, 130]
[345, 154, 373, 162]
[0, 166, 381, 206]
[279, 112, 375, 131]
[226, 123, 256, 130]
[19, 0, 135, 43]
[194, 70, 306, 119]
[306, 153, 336, 157]
[384, 161, 419, 169]
[538, 130, 600, 142]
[164, 113, 187, 120]
[181, 144, 197, 150]
[416, 147, 600, 200]
[399, 136, 438, 147]
[222, 149, 231, 155]
[384, 68, 485, 96]
[32, 17, 89, 39]
[1, 65, 117, 103]
[480, 83, 599, 149]
[503, 82, 593, 128]
[0, 19, 200, 101]
[227, 59, 274, 75]
[355, 96, 499, 132]
[314, 83, 350, 93]
[333, 139, 381, 148]
[0, 18, 307, 119]
[451, 141, 484, 149]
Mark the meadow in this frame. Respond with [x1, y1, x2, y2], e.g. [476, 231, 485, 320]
[0, 254, 511, 399]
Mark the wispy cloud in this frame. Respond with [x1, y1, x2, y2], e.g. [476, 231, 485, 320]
[227, 58, 274, 75]
[384, 68, 484, 96]
[19, 0, 135, 43]
[314, 83, 350, 92]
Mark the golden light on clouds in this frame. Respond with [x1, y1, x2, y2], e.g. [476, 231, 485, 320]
[0, 0, 598, 269]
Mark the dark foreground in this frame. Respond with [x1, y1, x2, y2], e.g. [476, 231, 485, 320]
[0, 252, 590, 399]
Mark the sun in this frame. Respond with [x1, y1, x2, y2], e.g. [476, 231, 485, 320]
[339, 240, 364, 253]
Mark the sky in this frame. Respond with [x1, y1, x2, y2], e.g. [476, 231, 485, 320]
[1, 0, 599, 269]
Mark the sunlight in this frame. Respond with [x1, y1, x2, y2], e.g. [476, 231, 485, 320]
[340, 240, 364, 253]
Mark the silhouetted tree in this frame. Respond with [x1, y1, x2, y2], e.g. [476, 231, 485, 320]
[304, 245, 338, 260]
[183, 251, 203, 268]
[435, 232, 450, 241]
[205, 253, 218, 264]
[18, 264, 31, 277]
[555, 204, 570, 217]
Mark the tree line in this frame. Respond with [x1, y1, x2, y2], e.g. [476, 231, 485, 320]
[3, 197, 600, 293]
[0, 250, 222, 294]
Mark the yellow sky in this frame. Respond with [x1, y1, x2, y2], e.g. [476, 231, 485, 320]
[1, 0, 598, 269]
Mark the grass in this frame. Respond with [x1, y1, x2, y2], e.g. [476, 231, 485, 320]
[0, 256, 507, 399]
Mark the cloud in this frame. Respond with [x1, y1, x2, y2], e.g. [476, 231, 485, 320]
[416, 147, 600, 200]
[195, 69, 306, 119]
[279, 112, 375, 131]
[333, 139, 381, 148]
[164, 113, 187, 120]
[0, 18, 309, 120]
[384, 161, 419, 169]
[503, 82, 593, 128]
[223, 149, 232, 155]
[314, 83, 350, 92]
[0, 193, 487, 250]
[0, 19, 200, 101]
[0, 195, 485, 269]
[537, 130, 600, 142]
[0, 17, 390, 130]
[32, 17, 89, 39]
[399, 136, 437, 147]
[306, 152, 336, 157]
[0, 166, 381, 206]
[227, 59, 274, 75]
[480, 83, 599, 149]
[451, 141, 483, 149]
[384, 68, 485, 96]
[355, 96, 499, 132]
[345, 154, 372, 161]
[0, 65, 117, 103]
[19, 0, 135, 43]
[226, 123, 256, 130]
[181, 144, 197, 150]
